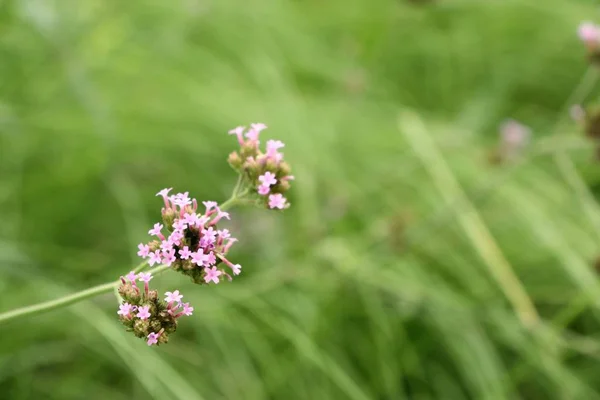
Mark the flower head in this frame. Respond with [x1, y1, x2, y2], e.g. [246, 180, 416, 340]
[182, 303, 194, 316]
[126, 271, 137, 284]
[259, 172, 277, 187]
[179, 246, 192, 260]
[148, 250, 162, 266]
[148, 223, 164, 237]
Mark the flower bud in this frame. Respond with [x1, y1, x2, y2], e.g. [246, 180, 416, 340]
[161, 208, 176, 229]
[278, 161, 291, 176]
[228, 151, 242, 169]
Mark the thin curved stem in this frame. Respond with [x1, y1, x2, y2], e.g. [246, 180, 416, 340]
[0, 265, 170, 325]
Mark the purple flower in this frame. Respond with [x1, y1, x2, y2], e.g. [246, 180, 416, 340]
[162, 248, 177, 266]
[148, 223, 164, 237]
[117, 302, 136, 317]
[203, 252, 216, 267]
[204, 267, 222, 284]
[258, 184, 270, 196]
[170, 192, 191, 208]
[137, 305, 151, 320]
[138, 272, 153, 283]
[179, 246, 192, 260]
[169, 231, 184, 246]
[147, 331, 161, 346]
[137, 243, 150, 258]
[191, 251, 209, 266]
[164, 290, 183, 303]
[228, 126, 245, 145]
[126, 271, 137, 284]
[172, 219, 188, 232]
[148, 250, 162, 266]
[259, 172, 277, 187]
[182, 303, 194, 316]
[218, 229, 231, 239]
[202, 227, 217, 243]
[268, 193, 287, 209]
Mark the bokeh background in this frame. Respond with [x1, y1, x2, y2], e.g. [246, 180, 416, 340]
[3, 0, 600, 398]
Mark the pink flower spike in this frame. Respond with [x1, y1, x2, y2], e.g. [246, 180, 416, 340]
[182, 303, 194, 316]
[578, 22, 600, 45]
[137, 305, 151, 320]
[126, 271, 138, 284]
[117, 302, 135, 317]
[268, 193, 287, 209]
[258, 184, 270, 196]
[228, 126, 246, 145]
[137, 243, 150, 258]
[204, 267, 222, 284]
[165, 290, 183, 303]
[148, 250, 162, 267]
[259, 172, 277, 187]
[179, 246, 192, 260]
[147, 331, 161, 346]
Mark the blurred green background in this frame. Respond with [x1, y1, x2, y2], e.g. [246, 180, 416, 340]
[4, 0, 600, 398]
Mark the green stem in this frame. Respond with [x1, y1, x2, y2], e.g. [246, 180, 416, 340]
[0, 265, 170, 324]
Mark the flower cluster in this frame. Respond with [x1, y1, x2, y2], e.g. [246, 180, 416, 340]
[578, 22, 600, 65]
[137, 189, 241, 285]
[117, 271, 193, 346]
[227, 123, 294, 210]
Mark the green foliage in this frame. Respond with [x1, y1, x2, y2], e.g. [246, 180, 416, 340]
[2, 0, 600, 398]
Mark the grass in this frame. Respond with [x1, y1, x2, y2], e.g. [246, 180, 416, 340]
[2, 0, 600, 398]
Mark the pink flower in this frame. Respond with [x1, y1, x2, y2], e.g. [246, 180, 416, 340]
[148, 250, 162, 266]
[259, 172, 277, 187]
[228, 126, 245, 145]
[170, 192, 191, 207]
[578, 22, 600, 44]
[258, 184, 270, 195]
[224, 238, 237, 253]
[126, 271, 137, 284]
[148, 223, 164, 237]
[202, 227, 217, 243]
[162, 248, 177, 266]
[179, 246, 192, 260]
[268, 193, 287, 209]
[173, 219, 187, 232]
[156, 188, 173, 208]
[191, 251, 209, 266]
[204, 267, 222, 284]
[165, 290, 183, 303]
[203, 201, 218, 212]
[210, 211, 230, 225]
[218, 229, 231, 239]
[117, 302, 136, 317]
[231, 264, 242, 275]
[182, 303, 194, 316]
[137, 305, 151, 320]
[169, 231, 184, 246]
[245, 123, 267, 141]
[204, 252, 216, 267]
[138, 272, 153, 283]
[147, 331, 161, 346]
[137, 243, 150, 258]
[160, 240, 173, 252]
[266, 140, 284, 162]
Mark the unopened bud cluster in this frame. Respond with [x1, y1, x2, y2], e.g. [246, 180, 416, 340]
[117, 271, 193, 346]
[228, 123, 294, 209]
[137, 189, 242, 285]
